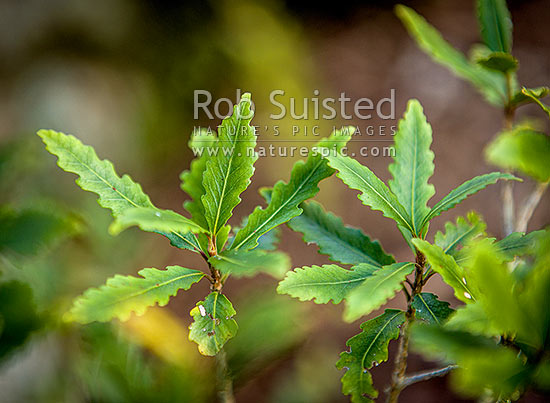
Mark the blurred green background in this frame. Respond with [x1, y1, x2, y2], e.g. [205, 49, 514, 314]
[0, 0, 548, 402]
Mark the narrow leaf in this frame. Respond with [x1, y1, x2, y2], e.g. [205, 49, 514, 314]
[109, 207, 207, 235]
[231, 127, 355, 251]
[396, 5, 507, 106]
[37, 129, 200, 251]
[66, 266, 205, 323]
[201, 93, 257, 235]
[325, 154, 413, 233]
[412, 292, 454, 325]
[38, 129, 153, 215]
[337, 309, 405, 403]
[522, 87, 550, 118]
[209, 249, 290, 279]
[344, 262, 415, 322]
[412, 239, 477, 304]
[277, 263, 378, 305]
[287, 201, 394, 266]
[388, 99, 435, 235]
[188, 292, 238, 356]
[510, 86, 550, 108]
[477, 0, 513, 53]
[421, 172, 518, 228]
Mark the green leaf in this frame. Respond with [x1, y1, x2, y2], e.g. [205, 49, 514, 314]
[412, 292, 454, 325]
[337, 309, 405, 403]
[37, 129, 153, 215]
[411, 324, 529, 400]
[395, 5, 507, 106]
[493, 230, 544, 260]
[325, 154, 412, 233]
[66, 266, 205, 323]
[477, 51, 518, 73]
[420, 172, 518, 228]
[344, 262, 415, 322]
[109, 207, 207, 235]
[477, 0, 513, 53]
[188, 292, 238, 356]
[255, 227, 281, 251]
[433, 212, 486, 258]
[209, 249, 289, 279]
[412, 239, 477, 304]
[0, 281, 42, 360]
[465, 241, 537, 346]
[277, 263, 378, 305]
[522, 87, 550, 118]
[445, 301, 500, 338]
[180, 128, 218, 229]
[287, 201, 394, 266]
[231, 127, 355, 251]
[510, 86, 549, 108]
[388, 99, 435, 235]
[37, 129, 200, 251]
[486, 127, 550, 182]
[201, 93, 257, 236]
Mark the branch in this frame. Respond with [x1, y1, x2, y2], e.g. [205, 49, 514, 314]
[516, 181, 549, 233]
[400, 365, 457, 389]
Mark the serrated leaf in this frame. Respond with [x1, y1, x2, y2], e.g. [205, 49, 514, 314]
[396, 5, 507, 106]
[412, 239, 477, 304]
[287, 201, 394, 266]
[201, 93, 257, 236]
[388, 99, 435, 235]
[477, 0, 513, 53]
[231, 127, 355, 251]
[209, 249, 289, 279]
[109, 207, 207, 235]
[412, 292, 454, 325]
[434, 212, 486, 258]
[477, 52, 518, 73]
[337, 309, 405, 403]
[277, 263, 378, 305]
[344, 262, 415, 322]
[180, 128, 218, 229]
[486, 127, 550, 182]
[38, 129, 154, 215]
[420, 172, 518, 228]
[325, 154, 413, 233]
[37, 129, 200, 251]
[66, 266, 205, 323]
[188, 292, 238, 356]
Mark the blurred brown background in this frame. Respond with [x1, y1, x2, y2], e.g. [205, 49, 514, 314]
[0, 0, 549, 402]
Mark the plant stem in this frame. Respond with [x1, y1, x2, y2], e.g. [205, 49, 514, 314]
[399, 365, 457, 389]
[387, 251, 426, 402]
[516, 181, 549, 233]
[502, 74, 516, 236]
[216, 349, 235, 403]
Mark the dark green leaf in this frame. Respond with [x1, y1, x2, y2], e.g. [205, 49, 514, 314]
[476, 0, 513, 53]
[287, 201, 394, 266]
[412, 292, 454, 325]
[337, 309, 405, 403]
[477, 52, 518, 73]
